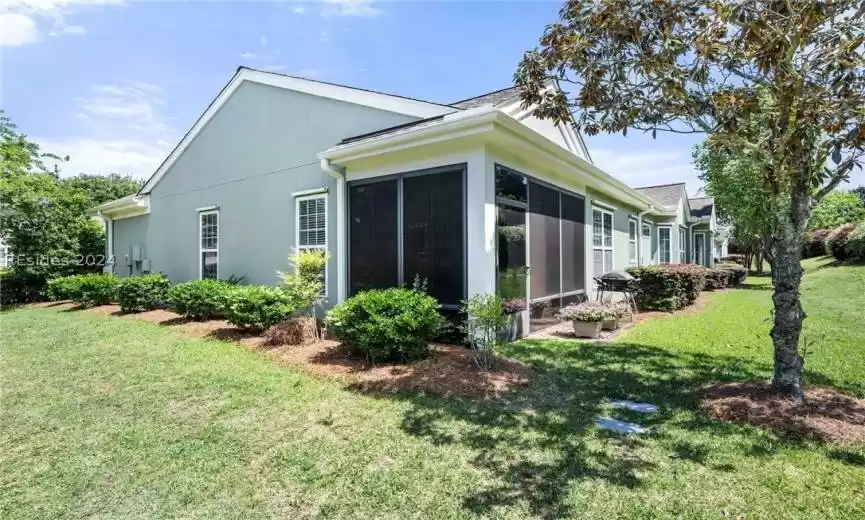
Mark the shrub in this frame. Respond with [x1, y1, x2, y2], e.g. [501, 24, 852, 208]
[0, 269, 44, 307]
[720, 255, 744, 265]
[167, 279, 232, 320]
[842, 222, 865, 261]
[718, 263, 748, 285]
[46, 274, 84, 301]
[326, 288, 440, 363]
[463, 293, 508, 370]
[705, 268, 730, 290]
[277, 248, 329, 316]
[825, 223, 857, 260]
[117, 274, 172, 313]
[804, 229, 833, 258]
[71, 273, 119, 307]
[558, 301, 615, 322]
[626, 264, 707, 311]
[225, 285, 295, 332]
[667, 264, 708, 305]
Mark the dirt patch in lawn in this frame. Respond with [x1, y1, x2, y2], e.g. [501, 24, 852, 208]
[702, 382, 865, 444]
[77, 305, 531, 398]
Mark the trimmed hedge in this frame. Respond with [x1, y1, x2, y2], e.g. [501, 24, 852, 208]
[71, 273, 119, 307]
[826, 223, 858, 260]
[117, 274, 172, 313]
[705, 268, 731, 290]
[167, 279, 233, 320]
[326, 288, 441, 362]
[843, 222, 865, 261]
[717, 263, 748, 285]
[0, 269, 44, 306]
[626, 264, 707, 311]
[804, 229, 833, 258]
[225, 285, 295, 332]
[46, 274, 83, 301]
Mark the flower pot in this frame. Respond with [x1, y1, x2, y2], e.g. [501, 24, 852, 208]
[601, 317, 619, 331]
[497, 311, 526, 343]
[572, 320, 602, 338]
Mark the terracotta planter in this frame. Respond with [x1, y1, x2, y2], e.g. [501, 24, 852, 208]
[572, 320, 602, 338]
[601, 317, 619, 331]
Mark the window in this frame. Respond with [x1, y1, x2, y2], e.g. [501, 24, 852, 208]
[694, 232, 706, 266]
[199, 210, 218, 279]
[592, 207, 614, 276]
[679, 227, 687, 263]
[628, 219, 638, 263]
[296, 194, 328, 292]
[642, 223, 651, 238]
[659, 227, 671, 264]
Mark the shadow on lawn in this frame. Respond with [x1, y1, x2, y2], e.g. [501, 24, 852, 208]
[352, 340, 845, 519]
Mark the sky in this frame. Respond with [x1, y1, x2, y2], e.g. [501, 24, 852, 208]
[3, 0, 862, 197]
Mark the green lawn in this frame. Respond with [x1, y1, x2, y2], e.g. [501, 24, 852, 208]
[1, 257, 863, 519]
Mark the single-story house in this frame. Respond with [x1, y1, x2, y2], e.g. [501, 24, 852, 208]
[90, 67, 717, 332]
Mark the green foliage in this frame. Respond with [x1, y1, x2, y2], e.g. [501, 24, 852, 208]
[462, 293, 508, 369]
[704, 268, 730, 290]
[46, 274, 84, 301]
[61, 174, 142, 206]
[843, 222, 865, 262]
[0, 269, 43, 306]
[717, 263, 748, 286]
[809, 191, 865, 230]
[225, 285, 295, 332]
[116, 274, 172, 313]
[167, 279, 232, 320]
[853, 186, 865, 206]
[626, 265, 707, 312]
[277, 248, 328, 314]
[804, 229, 833, 258]
[326, 288, 440, 363]
[71, 274, 119, 307]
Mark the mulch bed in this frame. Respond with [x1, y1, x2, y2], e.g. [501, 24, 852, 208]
[702, 382, 865, 444]
[61, 303, 532, 399]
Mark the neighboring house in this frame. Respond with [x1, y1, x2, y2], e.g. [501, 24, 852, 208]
[90, 67, 715, 333]
[0, 238, 8, 269]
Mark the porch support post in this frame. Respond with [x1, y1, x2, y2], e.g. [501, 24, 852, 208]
[335, 176, 347, 302]
[465, 148, 496, 298]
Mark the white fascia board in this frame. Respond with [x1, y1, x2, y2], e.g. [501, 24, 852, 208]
[139, 68, 456, 195]
[89, 195, 151, 220]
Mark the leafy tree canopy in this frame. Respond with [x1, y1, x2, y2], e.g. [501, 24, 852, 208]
[809, 190, 865, 229]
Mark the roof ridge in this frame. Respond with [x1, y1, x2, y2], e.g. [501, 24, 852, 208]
[449, 85, 520, 106]
[238, 66, 457, 110]
[634, 182, 687, 189]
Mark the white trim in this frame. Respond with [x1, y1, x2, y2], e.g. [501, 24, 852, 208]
[199, 209, 219, 280]
[694, 231, 707, 267]
[678, 226, 687, 264]
[657, 225, 673, 264]
[292, 187, 329, 198]
[139, 68, 455, 195]
[628, 217, 638, 264]
[105, 218, 114, 274]
[294, 192, 329, 296]
[88, 195, 150, 219]
[591, 206, 615, 276]
[196, 205, 219, 212]
[591, 200, 618, 212]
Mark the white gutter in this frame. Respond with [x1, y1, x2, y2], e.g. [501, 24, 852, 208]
[320, 159, 347, 303]
[636, 208, 653, 266]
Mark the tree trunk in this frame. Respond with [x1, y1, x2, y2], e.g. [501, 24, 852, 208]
[770, 191, 810, 403]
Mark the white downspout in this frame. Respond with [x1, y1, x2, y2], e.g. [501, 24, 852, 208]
[320, 159, 347, 303]
[98, 211, 114, 274]
[636, 206, 653, 266]
[688, 221, 699, 265]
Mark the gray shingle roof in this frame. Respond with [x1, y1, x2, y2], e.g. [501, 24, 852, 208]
[634, 183, 686, 208]
[688, 197, 714, 219]
[450, 86, 521, 109]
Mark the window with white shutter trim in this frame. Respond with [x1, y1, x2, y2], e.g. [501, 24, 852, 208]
[296, 194, 328, 293]
[199, 210, 219, 279]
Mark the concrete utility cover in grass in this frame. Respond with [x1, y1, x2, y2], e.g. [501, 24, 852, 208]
[609, 400, 659, 414]
[595, 417, 649, 435]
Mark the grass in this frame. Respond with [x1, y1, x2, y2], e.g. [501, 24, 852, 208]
[1, 257, 863, 519]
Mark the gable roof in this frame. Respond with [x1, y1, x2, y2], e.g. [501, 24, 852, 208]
[450, 86, 521, 109]
[688, 197, 714, 219]
[634, 182, 687, 208]
[138, 67, 457, 194]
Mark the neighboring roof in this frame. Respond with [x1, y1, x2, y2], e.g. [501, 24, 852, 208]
[634, 182, 687, 208]
[339, 114, 447, 145]
[450, 86, 521, 109]
[688, 197, 714, 219]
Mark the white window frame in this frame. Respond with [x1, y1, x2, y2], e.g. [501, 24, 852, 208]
[679, 226, 687, 263]
[658, 226, 672, 264]
[199, 209, 219, 280]
[628, 218, 638, 264]
[694, 231, 706, 266]
[295, 193, 328, 295]
[592, 206, 615, 275]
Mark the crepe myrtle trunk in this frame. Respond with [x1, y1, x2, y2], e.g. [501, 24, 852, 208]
[770, 188, 810, 403]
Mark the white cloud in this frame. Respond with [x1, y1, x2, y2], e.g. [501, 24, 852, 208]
[292, 6, 305, 14]
[321, 0, 382, 18]
[0, 13, 40, 46]
[591, 148, 707, 196]
[0, 0, 121, 45]
[76, 82, 170, 134]
[35, 137, 171, 178]
[259, 35, 267, 45]
[238, 51, 257, 59]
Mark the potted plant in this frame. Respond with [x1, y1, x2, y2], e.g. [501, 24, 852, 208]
[558, 302, 613, 338]
[500, 298, 527, 342]
[602, 302, 631, 330]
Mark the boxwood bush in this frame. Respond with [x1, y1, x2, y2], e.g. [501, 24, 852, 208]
[843, 222, 865, 261]
[225, 285, 295, 332]
[72, 273, 119, 307]
[46, 274, 84, 301]
[626, 264, 707, 311]
[705, 268, 731, 290]
[167, 279, 232, 320]
[117, 273, 172, 313]
[718, 263, 748, 285]
[326, 287, 441, 362]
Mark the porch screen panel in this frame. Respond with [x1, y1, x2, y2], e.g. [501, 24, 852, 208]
[560, 192, 586, 293]
[403, 168, 465, 305]
[348, 180, 399, 295]
[528, 181, 561, 299]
